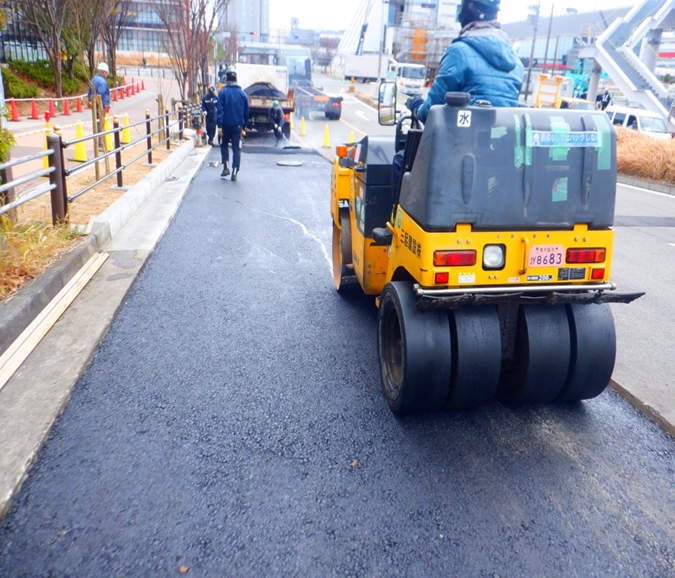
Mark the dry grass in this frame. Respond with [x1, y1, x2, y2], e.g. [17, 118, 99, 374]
[0, 216, 80, 301]
[616, 128, 675, 182]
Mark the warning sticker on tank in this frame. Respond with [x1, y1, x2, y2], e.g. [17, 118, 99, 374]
[458, 273, 475, 284]
[530, 131, 599, 147]
[526, 275, 553, 282]
[558, 267, 586, 281]
[457, 111, 472, 128]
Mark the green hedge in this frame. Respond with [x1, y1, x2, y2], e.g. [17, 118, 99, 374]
[1, 67, 38, 98]
[6, 60, 86, 95]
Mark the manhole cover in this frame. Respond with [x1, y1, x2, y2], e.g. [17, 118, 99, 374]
[277, 161, 303, 167]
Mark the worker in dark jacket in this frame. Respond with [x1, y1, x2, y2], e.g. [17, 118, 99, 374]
[87, 62, 111, 152]
[268, 100, 285, 146]
[201, 85, 219, 146]
[216, 67, 249, 181]
[391, 0, 523, 199]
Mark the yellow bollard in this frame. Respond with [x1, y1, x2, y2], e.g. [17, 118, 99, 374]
[323, 124, 330, 148]
[290, 112, 294, 132]
[104, 116, 113, 151]
[300, 116, 306, 136]
[121, 113, 131, 144]
[43, 121, 52, 171]
[71, 120, 88, 162]
[349, 131, 355, 143]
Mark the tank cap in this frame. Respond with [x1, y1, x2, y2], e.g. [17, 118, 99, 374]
[474, 100, 492, 107]
[444, 92, 471, 107]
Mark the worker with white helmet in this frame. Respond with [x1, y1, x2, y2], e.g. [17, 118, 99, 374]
[88, 62, 111, 151]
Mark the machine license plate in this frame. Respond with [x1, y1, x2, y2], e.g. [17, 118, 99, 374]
[528, 244, 564, 267]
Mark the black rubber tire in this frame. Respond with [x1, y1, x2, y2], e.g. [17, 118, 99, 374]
[556, 304, 616, 402]
[378, 282, 452, 415]
[332, 210, 354, 293]
[497, 304, 571, 404]
[446, 307, 502, 409]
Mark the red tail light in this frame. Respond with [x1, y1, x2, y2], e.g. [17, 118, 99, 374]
[283, 113, 290, 121]
[433, 250, 476, 267]
[332, 102, 341, 107]
[566, 248, 606, 264]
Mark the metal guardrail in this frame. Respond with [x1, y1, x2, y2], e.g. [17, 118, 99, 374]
[0, 103, 201, 226]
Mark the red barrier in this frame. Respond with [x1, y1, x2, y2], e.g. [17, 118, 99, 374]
[48, 98, 56, 117]
[63, 98, 71, 116]
[30, 98, 39, 119]
[76, 97, 82, 113]
[9, 99, 19, 121]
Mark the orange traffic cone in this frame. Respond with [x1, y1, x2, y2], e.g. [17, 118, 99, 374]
[126, 86, 130, 97]
[31, 98, 39, 119]
[113, 88, 118, 102]
[136, 83, 140, 93]
[9, 99, 18, 121]
[141, 80, 145, 90]
[63, 98, 71, 116]
[120, 86, 125, 100]
[76, 97, 82, 112]
[131, 84, 135, 95]
[49, 98, 56, 117]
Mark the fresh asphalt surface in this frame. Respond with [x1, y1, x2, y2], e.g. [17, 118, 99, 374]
[2, 145, 675, 576]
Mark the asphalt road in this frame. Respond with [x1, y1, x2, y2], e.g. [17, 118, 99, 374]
[2, 146, 675, 576]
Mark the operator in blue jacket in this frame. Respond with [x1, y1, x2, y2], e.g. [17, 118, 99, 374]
[391, 0, 524, 196]
[216, 67, 250, 182]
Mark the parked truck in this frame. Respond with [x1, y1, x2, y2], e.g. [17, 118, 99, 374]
[343, 56, 426, 95]
[293, 80, 343, 120]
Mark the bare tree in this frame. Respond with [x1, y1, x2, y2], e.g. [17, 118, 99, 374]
[101, 0, 132, 82]
[65, 0, 112, 78]
[152, 0, 228, 101]
[15, 0, 69, 97]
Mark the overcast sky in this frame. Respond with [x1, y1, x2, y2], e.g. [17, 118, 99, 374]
[269, 0, 632, 31]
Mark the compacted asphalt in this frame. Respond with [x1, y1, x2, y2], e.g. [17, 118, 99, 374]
[1, 147, 675, 577]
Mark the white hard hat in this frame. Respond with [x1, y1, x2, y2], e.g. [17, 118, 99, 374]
[98, 62, 109, 73]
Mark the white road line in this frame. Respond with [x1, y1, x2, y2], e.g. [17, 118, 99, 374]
[618, 182, 675, 200]
[670, 244, 675, 248]
[356, 110, 370, 122]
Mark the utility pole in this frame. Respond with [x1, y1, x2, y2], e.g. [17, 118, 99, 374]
[377, 0, 386, 84]
[542, 2, 554, 77]
[524, 0, 541, 103]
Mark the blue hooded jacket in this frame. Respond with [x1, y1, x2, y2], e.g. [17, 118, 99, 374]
[418, 23, 524, 123]
[87, 72, 110, 108]
[216, 81, 250, 128]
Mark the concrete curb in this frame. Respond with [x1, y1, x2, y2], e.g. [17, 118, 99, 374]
[617, 174, 675, 196]
[90, 139, 195, 249]
[0, 139, 195, 357]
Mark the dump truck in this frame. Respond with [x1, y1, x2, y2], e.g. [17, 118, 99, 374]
[330, 88, 643, 415]
[229, 63, 294, 139]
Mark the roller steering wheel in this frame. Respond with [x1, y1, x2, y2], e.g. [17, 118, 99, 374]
[394, 113, 423, 153]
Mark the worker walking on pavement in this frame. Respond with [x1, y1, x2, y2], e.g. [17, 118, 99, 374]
[216, 67, 249, 182]
[268, 100, 285, 146]
[201, 85, 219, 146]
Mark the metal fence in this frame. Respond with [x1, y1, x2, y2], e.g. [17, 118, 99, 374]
[0, 103, 201, 225]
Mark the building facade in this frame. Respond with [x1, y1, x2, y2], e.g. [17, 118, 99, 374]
[222, 0, 270, 43]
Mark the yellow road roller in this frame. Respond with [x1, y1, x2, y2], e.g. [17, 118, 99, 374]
[330, 90, 643, 415]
